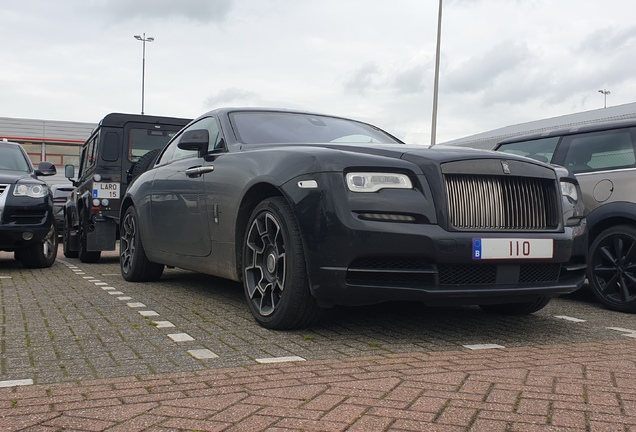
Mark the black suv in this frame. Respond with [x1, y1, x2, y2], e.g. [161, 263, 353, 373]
[494, 119, 636, 312]
[0, 140, 58, 268]
[63, 113, 191, 263]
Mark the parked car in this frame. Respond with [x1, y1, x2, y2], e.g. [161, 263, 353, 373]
[50, 184, 74, 238]
[120, 107, 587, 329]
[0, 140, 58, 268]
[63, 113, 191, 263]
[494, 118, 636, 312]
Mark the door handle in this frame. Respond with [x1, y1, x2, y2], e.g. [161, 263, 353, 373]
[185, 166, 215, 177]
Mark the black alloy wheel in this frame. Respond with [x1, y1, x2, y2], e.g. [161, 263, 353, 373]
[588, 225, 636, 313]
[243, 197, 321, 330]
[120, 206, 163, 282]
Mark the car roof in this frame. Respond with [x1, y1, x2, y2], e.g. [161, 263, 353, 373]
[496, 118, 636, 146]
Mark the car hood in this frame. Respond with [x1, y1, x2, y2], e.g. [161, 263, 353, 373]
[268, 142, 552, 170]
[0, 172, 38, 184]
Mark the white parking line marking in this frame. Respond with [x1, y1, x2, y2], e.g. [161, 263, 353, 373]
[0, 276, 12, 279]
[94, 282, 108, 286]
[127, 302, 146, 308]
[554, 315, 587, 322]
[168, 333, 195, 342]
[101, 286, 115, 290]
[87, 279, 101, 283]
[82, 276, 95, 279]
[463, 344, 505, 350]
[0, 379, 33, 387]
[139, 310, 160, 317]
[101, 273, 120, 276]
[117, 296, 133, 300]
[107, 291, 124, 295]
[188, 349, 219, 359]
[256, 356, 306, 364]
[151, 321, 175, 328]
[607, 327, 636, 337]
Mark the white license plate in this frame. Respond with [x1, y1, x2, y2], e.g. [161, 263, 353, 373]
[473, 238, 553, 260]
[93, 182, 120, 199]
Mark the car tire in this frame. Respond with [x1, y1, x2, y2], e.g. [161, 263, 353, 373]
[78, 222, 101, 263]
[120, 206, 164, 282]
[478, 297, 551, 315]
[63, 218, 79, 258]
[243, 197, 322, 330]
[587, 225, 636, 313]
[20, 224, 58, 269]
[129, 148, 161, 181]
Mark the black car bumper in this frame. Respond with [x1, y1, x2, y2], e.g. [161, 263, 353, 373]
[0, 196, 54, 251]
[284, 174, 587, 307]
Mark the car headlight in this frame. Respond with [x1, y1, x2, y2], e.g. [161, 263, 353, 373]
[346, 172, 412, 192]
[560, 181, 578, 202]
[13, 184, 49, 198]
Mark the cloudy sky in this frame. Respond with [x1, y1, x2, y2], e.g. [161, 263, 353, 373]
[1, 0, 634, 144]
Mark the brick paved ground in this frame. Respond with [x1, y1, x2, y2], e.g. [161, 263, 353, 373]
[1, 339, 635, 431]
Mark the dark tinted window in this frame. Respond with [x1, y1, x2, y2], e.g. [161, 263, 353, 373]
[562, 128, 636, 174]
[496, 137, 560, 164]
[102, 132, 120, 162]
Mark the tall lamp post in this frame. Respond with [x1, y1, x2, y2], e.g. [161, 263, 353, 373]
[134, 33, 154, 115]
[430, 0, 443, 147]
[598, 89, 610, 108]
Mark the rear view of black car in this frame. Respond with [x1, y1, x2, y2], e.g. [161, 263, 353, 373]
[0, 140, 58, 268]
[63, 113, 191, 263]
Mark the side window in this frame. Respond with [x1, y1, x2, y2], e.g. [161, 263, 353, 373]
[156, 117, 221, 165]
[496, 137, 559, 164]
[78, 134, 99, 179]
[562, 128, 636, 174]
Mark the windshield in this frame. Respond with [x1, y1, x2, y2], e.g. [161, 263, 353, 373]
[230, 112, 401, 145]
[0, 145, 31, 173]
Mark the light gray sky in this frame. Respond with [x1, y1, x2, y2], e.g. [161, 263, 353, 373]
[1, 0, 634, 143]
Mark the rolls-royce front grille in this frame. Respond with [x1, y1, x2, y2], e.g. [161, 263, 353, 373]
[445, 174, 560, 230]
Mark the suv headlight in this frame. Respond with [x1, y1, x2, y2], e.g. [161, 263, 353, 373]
[13, 184, 49, 198]
[346, 172, 412, 192]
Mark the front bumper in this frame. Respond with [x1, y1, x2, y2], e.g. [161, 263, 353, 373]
[0, 194, 54, 251]
[283, 173, 587, 308]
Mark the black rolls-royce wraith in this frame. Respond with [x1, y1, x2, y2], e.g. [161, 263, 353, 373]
[120, 108, 587, 329]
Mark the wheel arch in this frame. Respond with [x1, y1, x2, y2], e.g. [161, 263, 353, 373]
[234, 182, 290, 282]
[586, 201, 636, 245]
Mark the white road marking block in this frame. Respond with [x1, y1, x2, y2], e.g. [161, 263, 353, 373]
[255, 356, 306, 364]
[554, 315, 587, 322]
[127, 302, 146, 308]
[139, 310, 160, 317]
[168, 333, 195, 342]
[118, 296, 133, 300]
[188, 349, 219, 359]
[151, 321, 175, 328]
[463, 344, 505, 350]
[0, 379, 33, 387]
[107, 291, 124, 295]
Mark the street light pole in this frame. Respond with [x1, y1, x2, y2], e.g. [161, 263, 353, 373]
[598, 89, 610, 109]
[134, 33, 154, 115]
[430, 0, 443, 147]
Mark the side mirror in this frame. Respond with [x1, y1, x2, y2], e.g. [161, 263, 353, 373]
[178, 129, 209, 157]
[35, 161, 57, 176]
[64, 164, 75, 179]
